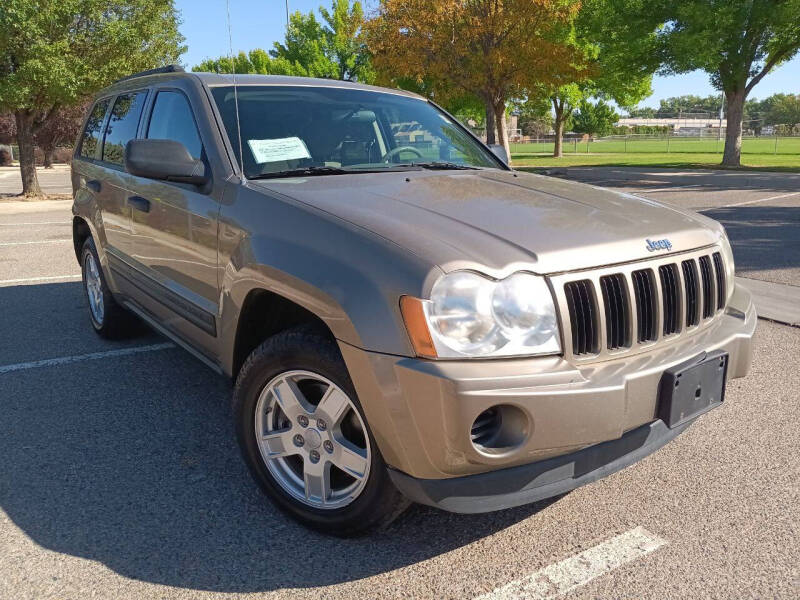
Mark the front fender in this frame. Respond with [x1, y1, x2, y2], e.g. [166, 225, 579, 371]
[216, 185, 441, 376]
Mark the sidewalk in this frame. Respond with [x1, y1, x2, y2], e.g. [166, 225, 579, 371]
[737, 277, 800, 327]
[0, 164, 72, 197]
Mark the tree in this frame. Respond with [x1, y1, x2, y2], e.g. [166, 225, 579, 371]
[644, 0, 800, 166]
[535, 0, 655, 157]
[514, 95, 553, 137]
[194, 1, 373, 82]
[0, 0, 185, 196]
[366, 0, 583, 161]
[764, 93, 800, 129]
[37, 102, 90, 167]
[572, 98, 618, 136]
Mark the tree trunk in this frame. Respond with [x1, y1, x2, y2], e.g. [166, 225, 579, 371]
[553, 101, 565, 158]
[43, 146, 55, 169]
[14, 111, 42, 196]
[722, 89, 745, 167]
[485, 102, 496, 145]
[493, 99, 510, 165]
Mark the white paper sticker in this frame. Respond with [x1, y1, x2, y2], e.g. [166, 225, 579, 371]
[247, 137, 311, 164]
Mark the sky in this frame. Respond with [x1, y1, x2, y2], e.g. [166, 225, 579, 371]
[175, 0, 800, 109]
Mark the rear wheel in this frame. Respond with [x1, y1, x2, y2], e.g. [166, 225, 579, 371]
[233, 327, 409, 535]
[80, 237, 138, 338]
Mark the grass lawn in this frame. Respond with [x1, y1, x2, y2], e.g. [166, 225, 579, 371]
[509, 136, 800, 171]
[510, 152, 800, 171]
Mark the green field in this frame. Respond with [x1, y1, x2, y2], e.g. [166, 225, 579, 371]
[510, 136, 800, 171]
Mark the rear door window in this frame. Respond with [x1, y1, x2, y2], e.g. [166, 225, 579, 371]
[102, 92, 148, 166]
[147, 91, 203, 159]
[78, 99, 110, 159]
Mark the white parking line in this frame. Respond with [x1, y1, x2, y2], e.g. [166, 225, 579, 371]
[0, 275, 81, 285]
[474, 527, 667, 600]
[723, 191, 800, 207]
[0, 343, 175, 374]
[0, 221, 68, 226]
[635, 184, 703, 193]
[0, 239, 71, 246]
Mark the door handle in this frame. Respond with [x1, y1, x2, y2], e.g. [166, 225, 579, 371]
[86, 179, 101, 193]
[127, 196, 151, 213]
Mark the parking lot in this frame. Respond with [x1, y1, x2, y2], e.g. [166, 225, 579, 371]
[1, 167, 798, 599]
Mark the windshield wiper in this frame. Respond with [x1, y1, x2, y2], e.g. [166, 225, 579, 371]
[403, 161, 479, 170]
[249, 166, 352, 180]
[249, 164, 424, 180]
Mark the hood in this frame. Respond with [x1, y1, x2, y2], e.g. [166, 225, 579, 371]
[253, 169, 722, 276]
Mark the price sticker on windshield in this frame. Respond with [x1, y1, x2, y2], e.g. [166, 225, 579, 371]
[248, 137, 311, 164]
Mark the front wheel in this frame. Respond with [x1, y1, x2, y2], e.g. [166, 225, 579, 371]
[80, 237, 138, 339]
[233, 327, 409, 535]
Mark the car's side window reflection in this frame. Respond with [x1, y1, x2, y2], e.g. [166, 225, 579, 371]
[102, 92, 147, 166]
[147, 91, 203, 159]
[79, 99, 110, 159]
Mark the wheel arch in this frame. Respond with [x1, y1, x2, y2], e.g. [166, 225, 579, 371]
[230, 287, 337, 379]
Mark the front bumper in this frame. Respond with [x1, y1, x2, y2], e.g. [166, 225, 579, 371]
[388, 418, 690, 513]
[338, 283, 756, 501]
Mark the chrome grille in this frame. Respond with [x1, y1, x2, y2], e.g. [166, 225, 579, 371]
[554, 246, 728, 361]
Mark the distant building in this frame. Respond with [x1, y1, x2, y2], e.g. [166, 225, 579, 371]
[616, 116, 726, 135]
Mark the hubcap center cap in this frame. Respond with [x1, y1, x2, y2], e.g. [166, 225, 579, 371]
[304, 428, 322, 449]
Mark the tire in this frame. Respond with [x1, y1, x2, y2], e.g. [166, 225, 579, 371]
[80, 237, 138, 339]
[233, 326, 410, 536]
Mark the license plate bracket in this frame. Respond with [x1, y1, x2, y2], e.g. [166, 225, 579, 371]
[658, 350, 728, 429]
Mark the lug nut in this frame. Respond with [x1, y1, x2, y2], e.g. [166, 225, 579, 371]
[323, 440, 334, 454]
[309, 450, 320, 463]
[317, 419, 327, 431]
[293, 434, 304, 447]
[297, 415, 309, 427]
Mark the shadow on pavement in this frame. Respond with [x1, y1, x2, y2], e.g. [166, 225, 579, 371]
[537, 166, 800, 192]
[0, 281, 550, 593]
[701, 205, 800, 277]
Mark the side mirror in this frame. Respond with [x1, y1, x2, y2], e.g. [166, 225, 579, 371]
[489, 144, 509, 165]
[125, 139, 208, 186]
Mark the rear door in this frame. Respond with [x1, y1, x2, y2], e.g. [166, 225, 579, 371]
[94, 91, 149, 260]
[126, 87, 222, 355]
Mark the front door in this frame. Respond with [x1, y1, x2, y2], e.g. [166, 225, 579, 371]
[127, 89, 220, 354]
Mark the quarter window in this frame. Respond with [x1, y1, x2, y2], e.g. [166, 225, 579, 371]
[147, 91, 203, 159]
[79, 99, 110, 159]
[102, 92, 148, 166]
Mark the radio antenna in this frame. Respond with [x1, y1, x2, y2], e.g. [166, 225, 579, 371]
[225, 0, 245, 182]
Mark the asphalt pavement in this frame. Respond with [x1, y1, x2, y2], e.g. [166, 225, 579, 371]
[0, 168, 798, 599]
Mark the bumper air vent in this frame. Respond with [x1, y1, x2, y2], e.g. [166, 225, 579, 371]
[564, 279, 599, 355]
[600, 274, 630, 350]
[470, 407, 501, 447]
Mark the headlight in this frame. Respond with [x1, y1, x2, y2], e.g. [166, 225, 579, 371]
[401, 271, 561, 358]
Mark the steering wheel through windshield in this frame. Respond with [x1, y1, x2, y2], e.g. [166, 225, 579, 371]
[381, 146, 424, 164]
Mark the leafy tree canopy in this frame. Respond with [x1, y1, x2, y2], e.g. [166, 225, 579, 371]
[0, 0, 185, 194]
[615, 0, 800, 164]
[194, 1, 373, 82]
[572, 98, 618, 136]
[366, 0, 584, 159]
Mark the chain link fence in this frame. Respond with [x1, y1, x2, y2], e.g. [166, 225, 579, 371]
[511, 133, 800, 156]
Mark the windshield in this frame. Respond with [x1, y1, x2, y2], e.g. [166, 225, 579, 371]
[209, 85, 501, 178]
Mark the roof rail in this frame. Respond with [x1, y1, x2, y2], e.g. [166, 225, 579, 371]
[114, 64, 185, 84]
